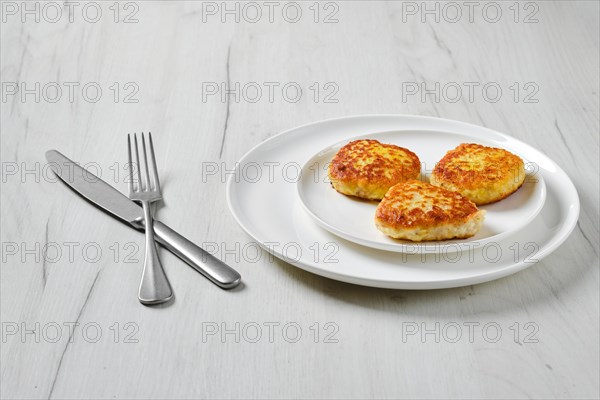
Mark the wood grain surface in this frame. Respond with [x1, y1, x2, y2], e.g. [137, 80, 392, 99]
[1, 1, 598, 399]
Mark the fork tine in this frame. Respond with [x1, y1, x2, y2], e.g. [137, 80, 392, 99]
[127, 134, 135, 193]
[133, 133, 143, 191]
[141, 132, 152, 190]
[148, 132, 160, 192]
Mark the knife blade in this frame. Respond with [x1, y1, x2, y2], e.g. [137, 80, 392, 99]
[45, 150, 241, 289]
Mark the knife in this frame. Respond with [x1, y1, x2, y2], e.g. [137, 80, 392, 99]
[45, 150, 241, 289]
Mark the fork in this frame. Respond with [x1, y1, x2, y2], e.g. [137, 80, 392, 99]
[127, 132, 173, 305]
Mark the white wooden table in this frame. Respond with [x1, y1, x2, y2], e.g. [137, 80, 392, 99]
[1, 1, 599, 399]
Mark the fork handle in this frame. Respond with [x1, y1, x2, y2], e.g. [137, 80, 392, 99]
[152, 221, 242, 289]
[139, 202, 173, 305]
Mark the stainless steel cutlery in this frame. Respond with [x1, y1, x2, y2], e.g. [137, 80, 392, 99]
[127, 133, 173, 305]
[45, 147, 242, 295]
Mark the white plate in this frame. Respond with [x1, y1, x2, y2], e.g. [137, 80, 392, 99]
[297, 130, 546, 253]
[226, 115, 579, 289]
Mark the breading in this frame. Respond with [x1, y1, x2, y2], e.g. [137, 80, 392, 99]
[374, 180, 485, 242]
[430, 143, 525, 205]
[328, 139, 421, 200]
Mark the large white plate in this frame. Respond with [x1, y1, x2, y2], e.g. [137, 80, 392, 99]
[226, 115, 579, 289]
[296, 130, 546, 253]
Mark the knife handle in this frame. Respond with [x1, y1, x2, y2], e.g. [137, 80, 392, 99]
[152, 221, 242, 289]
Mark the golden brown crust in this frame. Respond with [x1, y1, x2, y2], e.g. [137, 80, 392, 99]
[375, 180, 481, 230]
[328, 139, 421, 200]
[430, 143, 525, 205]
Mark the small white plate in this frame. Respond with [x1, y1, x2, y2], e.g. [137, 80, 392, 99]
[226, 115, 579, 289]
[297, 130, 547, 253]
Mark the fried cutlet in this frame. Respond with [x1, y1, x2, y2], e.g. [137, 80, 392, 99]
[328, 139, 420, 200]
[430, 143, 525, 205]
[374, 180, 485, 242]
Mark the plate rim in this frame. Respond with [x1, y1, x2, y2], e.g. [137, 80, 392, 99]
[295, 129, 548, 253]
[226, 114, 580, 289]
